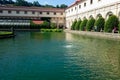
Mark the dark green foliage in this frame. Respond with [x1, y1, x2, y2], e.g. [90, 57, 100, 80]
[50, 23, 56, 29]
[86, 18, 95, 31]
[80, 19, 88, 31]
[94, 17, 105, 32]
[118, 22, 120, 33]
[75, 19, 82, 30]
[104, 15, 119, 32]
[71, 20, 77, 30]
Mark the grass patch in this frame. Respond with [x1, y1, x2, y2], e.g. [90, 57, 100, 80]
[41, 29, 63, 32]
[0, 31, 13, 35]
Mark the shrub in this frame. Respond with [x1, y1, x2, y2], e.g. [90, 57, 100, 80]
[50, 23, 56, 29]
[118, 22, 120, 33]
[94, 17, 105, 32]
[71, 20, 77, 30]
[80, 19, 88, 31]
[104, 15, 119, 32]
[75, 19, 82, 30]
[86, 18, 95, 31]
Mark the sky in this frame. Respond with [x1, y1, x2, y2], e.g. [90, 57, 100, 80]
[13, 0, 75, 6]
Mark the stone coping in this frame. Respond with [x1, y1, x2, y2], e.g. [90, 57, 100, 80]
[64, 29, 120, 41]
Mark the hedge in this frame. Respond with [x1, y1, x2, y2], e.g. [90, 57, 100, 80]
[75, 19, 82, 30]
[94, 17, 105, 32]
[104, 15, 119, 32]
[86, 18, 95, 31]
[71, 20, 77, 30]
[80, 19, 88, 31]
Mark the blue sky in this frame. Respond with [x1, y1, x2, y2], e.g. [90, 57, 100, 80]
[13, 0, 75, 6]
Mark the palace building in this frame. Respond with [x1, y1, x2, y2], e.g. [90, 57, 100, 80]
[65, 0, 120, 29]
[0, 6, 65, 27]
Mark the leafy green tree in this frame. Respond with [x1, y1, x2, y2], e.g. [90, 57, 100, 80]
[75, 19, 82, 30]
[33, 1, 41, 7]
[80, 19, 88, 31]
[104, 15, 119, 32]
[71, 20, 77, 30]
[60, 4, 68, 8]
[94, 17, 105, 32]
[86, 18, 95, 31]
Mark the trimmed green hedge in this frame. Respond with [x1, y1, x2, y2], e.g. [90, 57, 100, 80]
[118, 22, 120, 33]
[80, 19, 88, 31]
[41, 29, 63, 32]
[86, 18, 95, 31]
[75, 19, 82, 30]
[94, 17, 105, 32]
[104, 15, 119, 32]
[0, 32, 12, 35]
[71, 20, 77, 30]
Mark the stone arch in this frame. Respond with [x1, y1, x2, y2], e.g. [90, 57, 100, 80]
[89, 15, 93, 19]
[96, 14, 102, 19]
[105, 11, 113, 20]
[83, 16, 87, 20]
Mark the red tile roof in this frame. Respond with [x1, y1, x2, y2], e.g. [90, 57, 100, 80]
[32, 20, 44, 24]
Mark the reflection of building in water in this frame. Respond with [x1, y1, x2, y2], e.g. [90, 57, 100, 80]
[66, 0, 120, 29]
[65, 33, 74, 41]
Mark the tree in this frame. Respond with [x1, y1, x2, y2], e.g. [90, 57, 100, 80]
[80, 19, 88, 31]
[94, 17, 105, 32]
[104, 15, 119, 32]
[71, 20, 77, 30]
[86, 18, 95, 31]
[15, 0, 29, 6]
[75, 19, 82, 30]
[60, 4, 68, 8]
[33, 1, 41, 7]
[56, 5, 60, 8]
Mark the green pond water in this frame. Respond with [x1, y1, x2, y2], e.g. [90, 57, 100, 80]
[0, 32, 120, 80]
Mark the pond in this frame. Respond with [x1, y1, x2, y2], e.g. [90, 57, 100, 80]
[0, 32, 120, 80]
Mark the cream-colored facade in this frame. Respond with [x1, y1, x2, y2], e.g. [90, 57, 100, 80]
[0, 6, 65, 27]
[66, 0, 120, 29]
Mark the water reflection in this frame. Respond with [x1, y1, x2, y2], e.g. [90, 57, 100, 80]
[64, 33, 120, 80]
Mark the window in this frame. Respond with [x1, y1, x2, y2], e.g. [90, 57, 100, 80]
[40, 12, 42, 14]
[24, 11, 27, 14]
[84, 3, 86, 7]
[98, 0, 101, 1]
[61, 13, 63, 15]
[47, 12, 49, 15]
[32, 11, 35, 14]
[90, 0, 93, 4]
[0, 10, 2, 13]
[54, 12, 56, 15]
[16, 11, 19, 14]
[79, 5, 81, 9]
[71, 9, 73, 12]
[75, 7, 77, 10]
[8, 11, 11, 14]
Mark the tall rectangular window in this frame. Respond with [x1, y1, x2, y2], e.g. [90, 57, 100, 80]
[8, 11, 11, 14]
[47, 12, 49, 15]
[16, 11, 19, 14]
[40, 12, 42, 14]
[0, 10, 3, 13]
[79, 5, 81, 9]
[84, 3, 86, 7]
[24, 11, 27, 14]
[90, 0, 93, 4]
[32, 11, 35, 14]
[54, 12, 56, 15]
